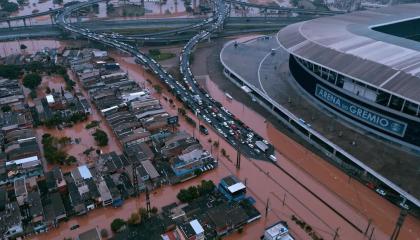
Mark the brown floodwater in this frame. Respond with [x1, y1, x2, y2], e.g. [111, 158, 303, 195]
[29, 49, 420, 240]
[33, 69, 122, 173]
[204, 71, 420, 240]
[0, 39, 63, 57]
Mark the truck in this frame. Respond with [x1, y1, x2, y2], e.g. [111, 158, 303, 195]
[193, 95, 202, 105]
[269, 155, 277, 162]
[255, 140, 269, 152]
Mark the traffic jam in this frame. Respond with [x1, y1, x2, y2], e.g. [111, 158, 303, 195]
[57, 0, 276, 161]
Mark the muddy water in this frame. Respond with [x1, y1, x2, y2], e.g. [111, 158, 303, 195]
[109, 53, 378, 240]
[28, 50, 420, 240]
[33, 69, 122, 173]
[204, 72, 420, 239]
[0, 39, 63, 57]
[2, 0, 191, 28]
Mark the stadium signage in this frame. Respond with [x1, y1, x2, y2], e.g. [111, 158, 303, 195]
[315, 85, 407, 137]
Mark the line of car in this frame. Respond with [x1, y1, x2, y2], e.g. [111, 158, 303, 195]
[57, 0, 275, 161]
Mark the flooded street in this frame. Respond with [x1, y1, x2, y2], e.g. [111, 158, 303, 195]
[0, 39, 63, 57]
[6, 41, 416, 240]
[202, 59, 420, 239]
[2, 0, 193, 28]
[30, 69, 123, 173]
[91, 53, 378, 239]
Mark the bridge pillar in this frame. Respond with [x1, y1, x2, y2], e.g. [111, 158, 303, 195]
[6, 20, 10, 29]
[23, 18, 27, 27]
[50, 14, 54, 25]
[264, 8, 267, 20]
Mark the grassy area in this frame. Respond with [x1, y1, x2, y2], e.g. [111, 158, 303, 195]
[112, 27, 175, 35]
[150, 52, 176, 61]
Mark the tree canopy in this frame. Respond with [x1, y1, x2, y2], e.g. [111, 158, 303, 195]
[0, 65, 21, 79]
[177, 180, 215, 203]
[23, 73, 42, 90]
[0, 0, 18, 12]
[92, 129, 109, 146]
[111, 218, 126, 232]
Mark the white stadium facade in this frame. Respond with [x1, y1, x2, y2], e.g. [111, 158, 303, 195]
[277, 4, 420, 151]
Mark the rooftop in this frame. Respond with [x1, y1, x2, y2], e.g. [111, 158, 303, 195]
[265, 221, 289, 238]
[277, 3, 420, 104]
[227, 182, 246, 194]
[141, 160, 160, 179]
[78, 227, 101, 240]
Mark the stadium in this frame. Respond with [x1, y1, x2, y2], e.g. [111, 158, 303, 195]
[277, 4, 420, 151]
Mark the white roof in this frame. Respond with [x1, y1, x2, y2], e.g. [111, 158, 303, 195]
[101, 105, 118, 113]
[93, 50, 107, 57]
[265, 222, 290, 238]
[6, 155, 39, 166]
[46, 94, 55, 104]
[277, 4, 420, 104]
[227, 182, 246, 193]
[78, 165, 92, 179]
[189, 219, 204, 235]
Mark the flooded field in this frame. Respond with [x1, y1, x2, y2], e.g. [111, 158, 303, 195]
[0, 39, 63, 57]
[3, 0, 195, 28]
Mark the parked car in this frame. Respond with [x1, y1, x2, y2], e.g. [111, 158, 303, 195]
[375, 188, 386, 196]
[199, 125, 209, 135]
[70, 224, 80, 230]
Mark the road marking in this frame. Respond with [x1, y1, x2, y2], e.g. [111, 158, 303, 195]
[257, 39, 281, 95]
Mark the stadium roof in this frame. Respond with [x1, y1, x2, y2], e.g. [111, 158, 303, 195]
[277, 4, 420, 104]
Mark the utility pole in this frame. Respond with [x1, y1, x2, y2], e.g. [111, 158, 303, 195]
[133, 164, 139, 197]
[333, 227, 339, 240]
[235, 147, 241, 169]
[369, 227, 375, 240]
[146, 186, 151, 218]
[282, 193, 286, 206]
[265, 198, 269, 217]
[390, 209, 408, 240]
[365, 219, 372, 235]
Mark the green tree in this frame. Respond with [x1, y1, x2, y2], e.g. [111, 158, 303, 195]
[1, 105, 11, 112]
[65, 155, 77, 165]
[198, 180, 215, 195]
[92, 129, 109, 146]
[83, 147, 95, 156]
[177, 189, 192, 203]
[194, 169, 202, 176]
[221, 148, 226, 156]
[111, 218, 126, 232]
[139, 207, 148, 220]
[149, 49, 161, 56]
[1, 1, 18, 12]
[178, 107, 186, 116]
[127, 212, 140, 225]
[0, 65, 21, 79]
[85, 120, 100, 129]
[153, 84, 162, 94]
[23, 73, 42, 90]
[151, 206, 158, 215]
[58, 136, 71, 145]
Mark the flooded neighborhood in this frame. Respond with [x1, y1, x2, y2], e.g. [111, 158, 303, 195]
[0, 0, 420, 239]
